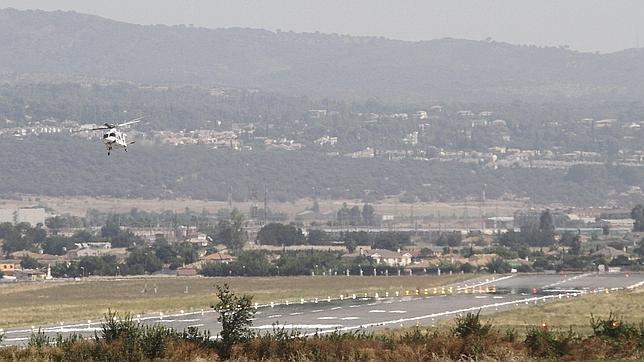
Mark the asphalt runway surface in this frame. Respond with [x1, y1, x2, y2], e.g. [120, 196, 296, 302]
[2, 272, 643, 346]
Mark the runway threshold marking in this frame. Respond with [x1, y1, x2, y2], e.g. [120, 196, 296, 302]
[542, 273, 593, 288]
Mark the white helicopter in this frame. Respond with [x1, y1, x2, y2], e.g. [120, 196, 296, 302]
[77, 117, 144, 155]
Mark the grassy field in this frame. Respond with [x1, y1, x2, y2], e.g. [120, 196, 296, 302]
[482, 288, 644, 333]
[0, 274, 472, 329]
[0, 195, 524, 220]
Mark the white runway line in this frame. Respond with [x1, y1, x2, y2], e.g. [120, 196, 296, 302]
[627, 280, 644, 289]
[253, 324, 343, 330]
[289, 312, 303, 316]
[457, 274, 514, 290]
[368, 310, 386, 313]
[341, 317, 360, 320]
[542, 273, 592, 288]
[317, 317, 338, 320]
[307, 292, 581, 337]
[389, 310, 407, 314]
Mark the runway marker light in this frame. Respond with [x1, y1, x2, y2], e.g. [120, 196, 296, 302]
[270, 302, 274, 308]
[611, 320, 619, 328]
[180, 310, 184, 314]
[352, 294, 356, 299]
[395, 291, 399, 297]
[340, 294, 344, 300]
[385, 292, 389, 297]
[300, 298, 305, 304]
[327, 296, 331, 302]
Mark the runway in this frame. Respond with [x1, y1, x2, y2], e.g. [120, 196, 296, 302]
[2, 272, 642, 346]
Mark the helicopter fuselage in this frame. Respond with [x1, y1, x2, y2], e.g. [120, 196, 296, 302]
[102, 130, 129, 155]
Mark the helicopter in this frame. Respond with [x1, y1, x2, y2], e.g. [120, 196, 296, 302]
[76, 117, 144, 155]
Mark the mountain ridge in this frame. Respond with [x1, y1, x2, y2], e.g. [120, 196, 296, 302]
[2, 8, 644, 102]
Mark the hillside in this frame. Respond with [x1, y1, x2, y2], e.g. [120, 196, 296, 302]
[0, 136, 642, 206]
[2, 8, 644, 102]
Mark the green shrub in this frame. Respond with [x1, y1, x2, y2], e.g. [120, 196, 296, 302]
[453, 310, 491, 338]
[524, 326, 576, 358]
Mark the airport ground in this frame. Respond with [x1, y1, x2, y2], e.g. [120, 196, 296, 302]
[0, 274, 472, 329]
[2, 272, 642, 346]
[0, 195, 526, 225]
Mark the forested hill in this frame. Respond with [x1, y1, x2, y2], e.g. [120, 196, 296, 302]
[3, 8, 644, 103]
[1, 136, 642, 207]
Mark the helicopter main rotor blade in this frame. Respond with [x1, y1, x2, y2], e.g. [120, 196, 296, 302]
[72, 126, 111, 132]
[116, 116, 145, 128]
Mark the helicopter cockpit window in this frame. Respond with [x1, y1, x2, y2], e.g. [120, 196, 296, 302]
[103, 133, 109, 138]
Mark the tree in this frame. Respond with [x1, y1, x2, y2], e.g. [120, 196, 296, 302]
[101, 218, 121, 239]
[349, 206, 362, 225]
[539, 210, 554, 232]
[126, 248, 163, 274]
[486, 257, 511, 274]
[362, 203, 376, 226]
[336, 203, 351, 226]
[20, 255, 43, 269]
[307, 229, 329, 245]
[257, 223, 305, 246]
[42, 236, 76, 255]
[212, 284, 255, 358]
[216, 209, 247, 251]
[633, 239, 644, 261]
[311, 199, 320, 213]
[631, 205, 644, 232]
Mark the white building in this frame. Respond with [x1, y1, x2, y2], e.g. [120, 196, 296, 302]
[361, 249, 412, 267]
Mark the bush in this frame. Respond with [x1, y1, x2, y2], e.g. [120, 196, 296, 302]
[452, 311, 497, 359]
[524, 326, 575, 358]
[453, 311, 491, 339]
[590, 312, 641, 358]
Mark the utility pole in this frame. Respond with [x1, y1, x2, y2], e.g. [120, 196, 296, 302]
[480, 184, 487, 230]
[263, 184, 268, 226]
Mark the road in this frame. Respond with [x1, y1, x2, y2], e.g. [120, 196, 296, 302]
[2, 272, 642, 346]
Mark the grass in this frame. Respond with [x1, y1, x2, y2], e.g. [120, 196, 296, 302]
[483, 288, 644, 333]
[0, 274, 472, 329]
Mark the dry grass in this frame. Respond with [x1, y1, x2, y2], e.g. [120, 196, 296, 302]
[483, 288, 644, 332]
[0, 274, 472, 328]
[0, 195, 524, 219]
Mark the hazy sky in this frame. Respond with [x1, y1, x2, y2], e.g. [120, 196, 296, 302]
[1, 0, 642, 53]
